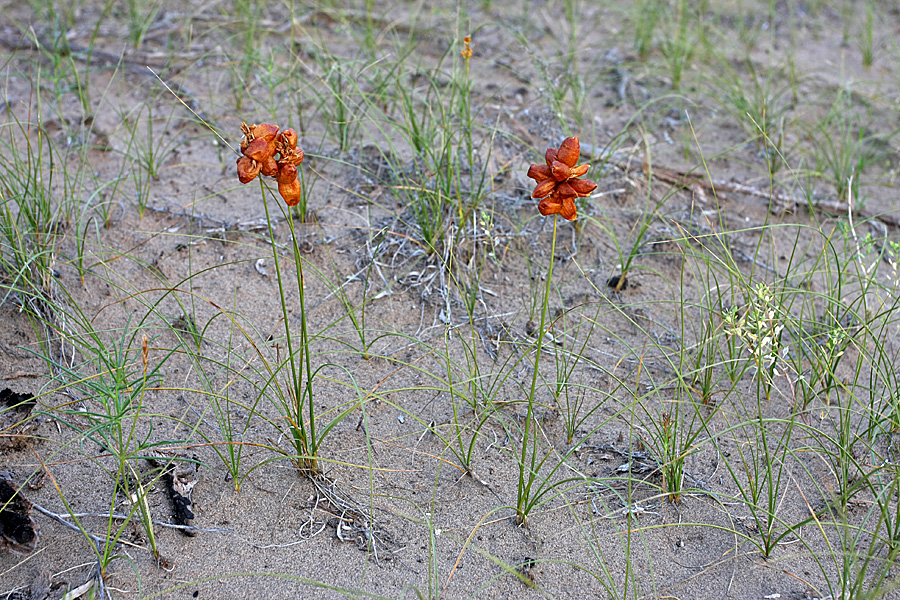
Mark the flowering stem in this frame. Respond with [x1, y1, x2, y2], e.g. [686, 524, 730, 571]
[517, 214, 558, 524]
[286, 209, 317, 473]
[260, 179, 318, 475]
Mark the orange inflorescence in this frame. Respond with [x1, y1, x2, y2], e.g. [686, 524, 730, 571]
[526, 136, 597, 221]
[237, 122, 305, 206]
[461, 36, 472, 61]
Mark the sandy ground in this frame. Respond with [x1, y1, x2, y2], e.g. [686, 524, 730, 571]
[2, 1, 900, 599]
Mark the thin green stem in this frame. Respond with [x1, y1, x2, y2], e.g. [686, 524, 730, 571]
[287, 213, 317, 472]
[260, 179, 317, 474]
[517, 214, 558, 523]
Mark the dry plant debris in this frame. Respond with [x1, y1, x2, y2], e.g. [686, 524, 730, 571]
[309, 475, 398, 562]
[144, 451, 200, 536]
[0, 388, 39, 452]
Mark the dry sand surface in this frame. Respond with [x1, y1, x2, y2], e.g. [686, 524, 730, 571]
[2, 1, 900, 599]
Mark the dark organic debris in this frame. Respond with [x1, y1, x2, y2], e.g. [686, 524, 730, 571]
[145, 451, 199, 536]
[516, 556, 537, 587]
[606, 275, 628, 291]
[165, 470, 196, 531]
[0, 388, 39, 452]
[0, 477, 38, 554]
[25, 569, 66, 600]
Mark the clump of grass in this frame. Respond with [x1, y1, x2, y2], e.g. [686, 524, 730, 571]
[227, 0, 265, 112]
[601, 135, 669, 293]
[118, 101, 191, 217]
[439, 327, 494, 476]
[319, 228, 390, 361]
[659, 0, 700, 92]
[35, 292, 180, 576]
[310, 28, 498, 273]
[633, 0, 663, 61]
[710, 56, 796, 178]
[549, 304, 608, 445]
[808, 87, 889, 204]
[0, 121, 61, 309]
[0, 93, 101, 329]
[858, 1, 876, 68]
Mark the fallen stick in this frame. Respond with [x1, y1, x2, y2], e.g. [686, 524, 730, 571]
[579, 142, 899, 229]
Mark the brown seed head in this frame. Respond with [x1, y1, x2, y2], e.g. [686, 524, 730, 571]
[237, 121, 305, 202]
[527, 135, 597, 221]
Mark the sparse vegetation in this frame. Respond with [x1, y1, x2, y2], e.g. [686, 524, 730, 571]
[2, 1, 900, 599]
